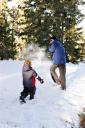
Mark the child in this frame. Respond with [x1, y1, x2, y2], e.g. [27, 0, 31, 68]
[19, 60, 44, 103]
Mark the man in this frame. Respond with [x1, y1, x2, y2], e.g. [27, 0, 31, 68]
[49, 36, 66, 90]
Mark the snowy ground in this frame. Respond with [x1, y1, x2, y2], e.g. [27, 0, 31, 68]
[0, 60, 85, 128]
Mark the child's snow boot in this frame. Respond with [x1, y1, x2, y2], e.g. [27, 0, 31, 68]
[29, 95, 34, 100]
[19, 96, 26, 103]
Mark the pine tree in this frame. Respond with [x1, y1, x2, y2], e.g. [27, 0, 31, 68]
[0, 3, 17, 60]
[19, 0, 85, 62]
[60, 0, 85, 62]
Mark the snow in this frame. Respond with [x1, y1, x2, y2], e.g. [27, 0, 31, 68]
[0, 60, 85, 128]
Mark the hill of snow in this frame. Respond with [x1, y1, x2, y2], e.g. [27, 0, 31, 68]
[0, 60, 85, 128]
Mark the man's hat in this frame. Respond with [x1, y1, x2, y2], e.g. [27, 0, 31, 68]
[50, 36, 57, 40]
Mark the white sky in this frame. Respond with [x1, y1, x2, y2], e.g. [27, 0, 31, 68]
[78, 4, 85, 30]
[7, 0, 24, 8]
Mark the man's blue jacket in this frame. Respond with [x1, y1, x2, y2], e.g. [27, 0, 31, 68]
[49, 39, 66, 65]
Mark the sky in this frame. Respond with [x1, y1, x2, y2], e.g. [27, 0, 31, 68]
[0, 52, 85, 128]
[7, 0, 24, 8]
[78, 4, 85, 30]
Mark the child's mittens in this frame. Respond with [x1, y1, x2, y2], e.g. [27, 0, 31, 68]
[40, 79, 44, 84]
[37, 76, 44, 84]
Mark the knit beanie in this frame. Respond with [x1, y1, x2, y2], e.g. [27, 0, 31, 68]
[50, 36, 57, 40]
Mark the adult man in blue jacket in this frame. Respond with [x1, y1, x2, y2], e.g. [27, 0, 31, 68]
[49, 36, 66, 90]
